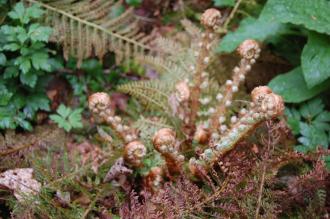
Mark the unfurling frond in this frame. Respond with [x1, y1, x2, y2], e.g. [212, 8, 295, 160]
[25, 0, 154, 66]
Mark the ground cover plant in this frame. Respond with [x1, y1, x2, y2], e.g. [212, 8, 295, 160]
[0, 1, 329, 218]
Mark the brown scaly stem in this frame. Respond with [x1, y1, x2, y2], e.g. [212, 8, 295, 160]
[189, 86, 285, 172]
[88, 92, 147, 168]
[88, 92, 137, 144]
[210, 39, 261, 136]
[153, 128, 185, 175]
[187, 9, 221, 140]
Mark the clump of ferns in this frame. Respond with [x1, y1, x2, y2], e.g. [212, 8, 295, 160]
[87, 8, 328, 217]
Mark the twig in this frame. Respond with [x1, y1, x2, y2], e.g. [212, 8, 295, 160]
[82, 189, 103, 219]
[218, 0, 244, 34]
[0, 140, 38, 156]
[223, 0, 243, 30]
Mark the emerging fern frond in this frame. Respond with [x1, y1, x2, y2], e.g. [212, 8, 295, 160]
[26, 0, 154, 66]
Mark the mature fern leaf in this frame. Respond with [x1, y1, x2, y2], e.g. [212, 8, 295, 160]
[117, 80, 172, 112]
[181, 19, 201, 38]
[26, 0, 154, 66]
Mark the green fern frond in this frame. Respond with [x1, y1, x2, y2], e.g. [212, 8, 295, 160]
[154, 37, 184, 55]
[25, 0, 154, 66]
[137, 55, 175, 74]
[134, 116, 172, 144]
[181, 19, 201, 38]
[117, 80, 172, 112]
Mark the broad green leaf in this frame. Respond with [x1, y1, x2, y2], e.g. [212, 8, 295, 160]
[260, 0, 330, 35]
[217, 17, 288, 53]
[20, 72, 37, 87]
[213, 0, 235, 7]
[268, 67, 330, 103]
[57, 104, 71, 118]
[0, 53, 6, 65]
[301, 32, 330, 88]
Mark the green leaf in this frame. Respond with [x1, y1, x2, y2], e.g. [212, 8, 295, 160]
[81, 59, 103, 75]
[0, 87, 13, 106]
[50, 114, 71, 132]
[8, 2, 25, 21]
[68, 109, 83, 129]
[268, 67, 330, 103]
[301, 32, 330, 88]
[16, 117, 32, 131]
[15, 56, 31, 74]
[25, 4, 44, 19]
[0, 116, 15, 129]
[48, 57, 64, 71]
[20, 72, 37, 87]
[31, 52, 50, 71]
[213, 0, 235, 7]
[16, 26, 28, 43]
[315, 111, 330, 122]
[28, 24, 52, 42]
[260, 0, 330, 35]
[0, 53, 6, 65]
[217, 17, 288, 53]
[3, 43, 20, 51]
[4, 66, 19, 78]
[57, 104, 71, 118]
[25, 94, 50, 112]
[311, 121, 330, 132]
[299, 98, 324, 119]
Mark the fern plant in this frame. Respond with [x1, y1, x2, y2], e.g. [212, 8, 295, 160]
[4, 7, 329, 219]
[86, 8, 329, 218]
[25, 0, 155, 66]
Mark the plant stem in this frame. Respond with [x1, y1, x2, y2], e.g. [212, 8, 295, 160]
[255, 163, 266, 219]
